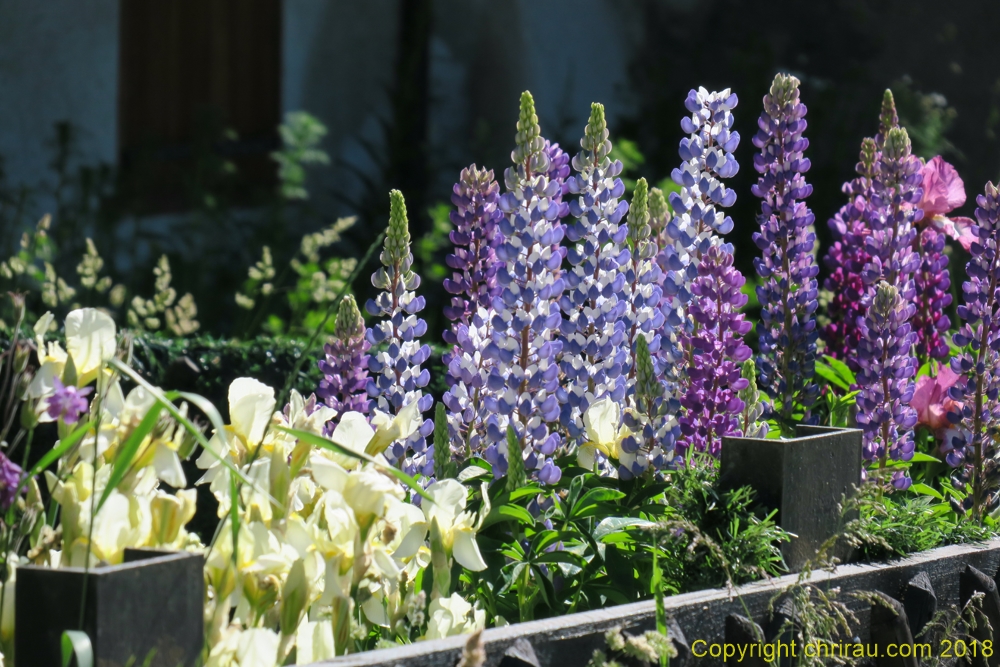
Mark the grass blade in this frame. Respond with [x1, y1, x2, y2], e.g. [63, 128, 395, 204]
[61, 630, 93, 667]
[96, 400, 163, 513]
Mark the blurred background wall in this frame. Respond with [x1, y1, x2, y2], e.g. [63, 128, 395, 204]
[0, 0, 998, 337]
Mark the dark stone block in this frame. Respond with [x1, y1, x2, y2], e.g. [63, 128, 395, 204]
[15, 548, 204, 667]
[668, 616, 691, 667]
[960, 565, 1000, 667]
[720, 425, 863, 570]
[499, 638, 540, 667]
[725, 614, 767, 667]
[869, 592, 918, 667]
[903, 571, 937, 641]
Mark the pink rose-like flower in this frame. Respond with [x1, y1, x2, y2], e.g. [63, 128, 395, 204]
[918, 156, 977, 251]
[910, 364, 963, 433]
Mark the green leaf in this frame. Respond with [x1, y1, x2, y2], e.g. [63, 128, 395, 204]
[911, 483, 943, 500]
[593, 516, 656, 541]
[96, 401, 164, 513]
[509, 485, 545, 502]
[482, 503, 535, 529]
[61, 630, 93, 667]
[25, 419, 92, 481]
[571, 488, 626, 518]
[815, 361, 849, 391]
[274, 425, 435, 504]
[909, 452, 942, 464]
[230, 474, 240, 571]
[823, 355, 857, 385]
[534, 550, 588, 568]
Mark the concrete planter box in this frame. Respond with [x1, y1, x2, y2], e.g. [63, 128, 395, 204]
[15, 548, 203, 667]
[720, 425, 864, 570]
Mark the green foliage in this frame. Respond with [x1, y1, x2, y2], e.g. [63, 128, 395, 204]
[891, 77, 960, 159]
[464, 454, 788, 626]
[272, 112, 330, 201]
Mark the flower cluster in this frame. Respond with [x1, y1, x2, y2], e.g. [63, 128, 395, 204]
[441, 166, 503, 462]
[442, 165, 503, 331]
[822, 90, 899, 368]
[855, 282, 918, 487]
[559, 103, 630, 437]
[365, 191, 435, 475]
[479, 92, 566, 484]
[822, 138, 878, 368]
[660, 88, 740, 324]
[623, 179, 666, 379]
[947, 182, 1000, 518]
[750, 73, 819, 422]
[196, 379, 487, 664]
[912, 227, 952, 362]
[619, 335, 678, 477]
[676, 245, 752, 457]
[317, 295, 371, 423]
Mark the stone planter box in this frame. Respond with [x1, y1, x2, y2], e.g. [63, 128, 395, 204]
[311, 540, 1000, 667]
[720, 425, 864, 570]
[15, 548, 203, 667]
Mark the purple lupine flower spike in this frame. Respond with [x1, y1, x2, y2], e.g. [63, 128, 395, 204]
[441, 165, 503, 461]
[751, 74, 820, 423]
[317, 294, 371, 423]
[855, 281, 918, 488]
[676, 245, 752, 458]
[481, 91, 566, 484]
[442, 165, 503, 333]
[0, 450, 25, 511]
[947, 182, 1000, 519]
[624, 178, 665, 369]
[913, 227, 952, 363]
[659, 87, 740, 397]
[558, 102, 630, 440]
[47, 377, 92, 424]
[365, 190, 434, 475]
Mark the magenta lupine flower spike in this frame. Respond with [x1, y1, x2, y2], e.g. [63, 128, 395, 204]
[558, 103, 630, 439]
[676, 245, 752, 458]
[46, 377, 92, 424]
[823, 91, 900, 369]
[822, 138, 878, 369]
[441, 166, 503, 461]
[947, 182, 1000, 518]
[317, 294, 371, 422]
[913, 227, 952, 363]
[365, 190, 435, 475]
[481, 91, 567, 485]
[855, 281, 918, 489]
[751, 74, 820, 423]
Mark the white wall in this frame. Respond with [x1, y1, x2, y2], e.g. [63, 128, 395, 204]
[0, 0, 119, 193]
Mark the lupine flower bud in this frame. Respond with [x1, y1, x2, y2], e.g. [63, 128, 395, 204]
[738, 359, 768, 439]
[366, 191, 435, 475]
[433, 403, 454, 480]
[620, 335, 679, 477]
[318, 295, 371, 421]
[751, 73, 820, 424]
[505, 426, 526, 493]
[624, 179, 666, 376]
